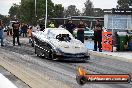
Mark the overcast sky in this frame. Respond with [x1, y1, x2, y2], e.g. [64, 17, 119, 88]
[0, 0, 117, 15]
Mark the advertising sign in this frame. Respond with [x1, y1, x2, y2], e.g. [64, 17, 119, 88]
[76, 66, 131, 85]
[102, 32, 113, 52]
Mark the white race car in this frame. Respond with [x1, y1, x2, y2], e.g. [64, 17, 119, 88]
[32, 28, 90, 61]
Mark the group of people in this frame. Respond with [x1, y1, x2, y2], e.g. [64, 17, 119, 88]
[20, 23, 28, 37]
[0, 20, 33, 46]
[63, 20, 103, 52]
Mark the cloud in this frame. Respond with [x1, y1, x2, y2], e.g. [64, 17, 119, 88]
[0, 0, 20, 15]
[0, 0, 20, 5]
[52, 0, 117, 10]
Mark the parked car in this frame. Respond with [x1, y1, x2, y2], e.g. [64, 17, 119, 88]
[73, 27, 94, 40]
[32, 28, 90, 61]
[84, 27, 94, 39]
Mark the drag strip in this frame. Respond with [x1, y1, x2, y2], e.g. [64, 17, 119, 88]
[0, 39, 132, 88]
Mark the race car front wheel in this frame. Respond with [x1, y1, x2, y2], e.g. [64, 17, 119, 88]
[48, 50, 54, 60]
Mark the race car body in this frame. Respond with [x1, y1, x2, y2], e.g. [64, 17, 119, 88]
[32, 28, 90, 61]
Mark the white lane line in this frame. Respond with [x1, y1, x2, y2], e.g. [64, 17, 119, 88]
[0, 73, 18, 88]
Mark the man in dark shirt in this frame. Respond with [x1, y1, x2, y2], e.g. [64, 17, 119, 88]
[93, 20, 102, 52]
[77, 21, 85, 43]
[12, 21, 21, 46]
[39, 24, 45, 31]
[21, 23, 28, 37]
[63, 20, 76, 34]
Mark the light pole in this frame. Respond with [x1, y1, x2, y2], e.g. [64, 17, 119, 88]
[35, 0, 37, 17]
[45, 0, 48, 29]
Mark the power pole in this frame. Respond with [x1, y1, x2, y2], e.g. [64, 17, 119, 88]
[45, 0, 48, 29]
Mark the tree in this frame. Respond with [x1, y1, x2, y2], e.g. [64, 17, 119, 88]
[20, 0, 36, 24]
[8, 4, 20, 20]
[9, 0, 57, 25]
[53, 4, 64, 18]
[0, 14, 4, 20]
[64, 5, 80, 17]
[83, 0, 94, 16]
[0, 14, 10, 26]
[117, 0, 132, 9]
[93, 8, 104, 17]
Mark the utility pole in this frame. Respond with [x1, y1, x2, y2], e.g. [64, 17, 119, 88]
[34, 0, 37, 25]
[35, 0, 37, 17]
[45, 0, 48, 29]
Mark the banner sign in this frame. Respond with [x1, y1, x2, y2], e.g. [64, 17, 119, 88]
[76, 66, 131, 85]
[112, 8, 132, 15]
[102, 32, 113, 52]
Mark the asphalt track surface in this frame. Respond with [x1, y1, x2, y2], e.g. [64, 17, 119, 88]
[0, 38, 132, 88]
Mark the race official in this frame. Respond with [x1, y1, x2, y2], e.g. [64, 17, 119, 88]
[49, 22, 55, 28]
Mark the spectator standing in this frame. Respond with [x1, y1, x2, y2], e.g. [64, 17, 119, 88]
[49, 22, 55, 28]
[0, 20, 4, 46]
[7, 26, 12, 36]
[77, 21, 85, 43]
[93, 20, 103, 52]
[27, 26, 32, 43]
[63, 20, 76, 34]
[39, 24, 45, 31]
[12, 21, 21, 46]
[21, 23, 28, 37]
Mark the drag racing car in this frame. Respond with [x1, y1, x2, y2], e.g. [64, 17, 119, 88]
[32, 28, 90, 61]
